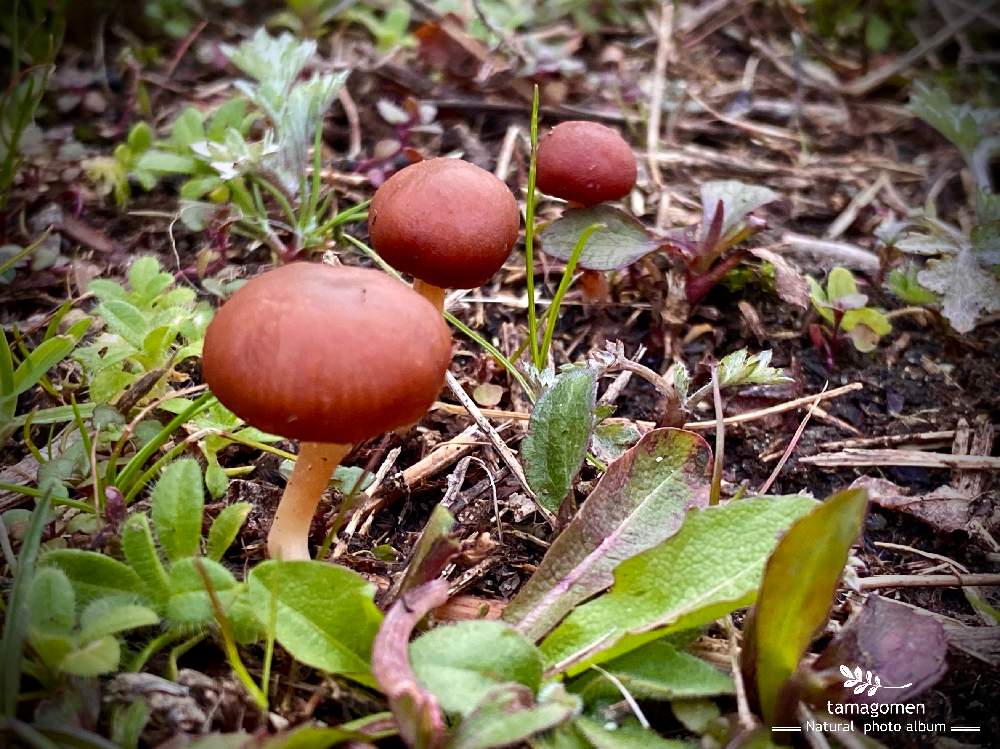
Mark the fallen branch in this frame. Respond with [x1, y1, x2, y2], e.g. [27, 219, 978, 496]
[801, 449, 1000, 470]
[858, 573, 1000, 590]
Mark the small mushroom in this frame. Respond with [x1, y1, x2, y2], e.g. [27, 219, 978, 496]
[536, 121, 637, 206]
[368, 157, 520, 310]
[202, 263, 452, 560]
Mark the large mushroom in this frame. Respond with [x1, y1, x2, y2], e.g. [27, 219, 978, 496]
[536, 121, 637, 206]
[368, 157, 520, 310]
[202, 263, 452, 560]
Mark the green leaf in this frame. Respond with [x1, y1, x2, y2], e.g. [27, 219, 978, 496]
[40, 549, 147, 604]
[539, 496, 817, 675]
[449, 684, 580, 749]
[206, 502, 252, 561]
[78, 600, 159, 642]
[128, 256, 171, 301]
[887, 266, 938, 306]
[151, 458, 205, 562]
[864, 14, 891, 52]
[58, 635, 120, 676]
[506, 429, 711, 642]
[121, 514, 170, 608]
[825, 266, 859, 302]
[27, 567, 75, 636]
[1, 495, 51, 715]
[699, 181, 778, 242]
[167, 557, 238, 624]
[9, 333, 81, 398]
[571, 640, 733, 703]
[248, 560, 382, 686]
[746, 488, 867, 726]
[410, 621, 543, 715]
[539, 206, 658, 271]
[135, 149, 197, 175]
[97, 299, 149, 349]
[170, 107, 206, 148]
[574, 717, 694, 749]
[909, 82, 993, 159]
[126, 122, 153, 153]
[522, 367, 597, 513]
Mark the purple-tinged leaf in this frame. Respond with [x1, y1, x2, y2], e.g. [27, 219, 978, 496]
[372, 580, 450, 749]
[389, 504, 460, 603]
[505, 429, 712, 642]
[806, 595, 947, 708]
[742, 488, 868, 726]
[699, 181, 779, 245]
[539, 206, 660, 271]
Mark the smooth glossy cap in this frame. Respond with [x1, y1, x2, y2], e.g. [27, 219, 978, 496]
[369, 157, 520, 288]
[536, 121, 637, 205]
[202, 263, 452, 444]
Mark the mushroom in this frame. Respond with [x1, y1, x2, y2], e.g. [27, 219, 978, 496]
[536, 121, 637, 206]
[202, 263, 452, 560]
[368, 157, 520, 310]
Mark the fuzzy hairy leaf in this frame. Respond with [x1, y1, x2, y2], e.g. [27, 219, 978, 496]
[58, 635, 120, 676]
[522, 367, 598, 513]
[909, 83, 998, 159]
[27, 567, 76, 637]
[166, 557, 238, 624]
[539, 495, 817, 675]
[151, 458, 205, 562]
[918, 246, 1000, 333]
[78, 599, 159, 642]
[574, 717, 693, 749]
[206, 502, 252, 561]
[506, 429, 711, 642]
[745, 488, 867, 725]
[540, 206, 658, 271]
[41, 550, 147, 605]
[121, 513, 170, 608]
[248, 560, 382, 686]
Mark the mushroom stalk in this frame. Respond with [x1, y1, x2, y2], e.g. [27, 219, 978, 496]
[268, 441, 352, 560]
[413, 278, 447, 311]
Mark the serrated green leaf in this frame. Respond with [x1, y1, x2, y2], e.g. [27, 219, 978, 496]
[571, 640, 733, 703]
[539, 206, 658, 271]
[97, 299, 149, 349]
[151, 458, 205, 562]
[78, 600, 159, 642]
[747, 488, 867, 726]
[167, 557, 238, 624]
[410, 621, 543, 715]
[121, 513, 170, 608]
[540, 496, 817, 675]
[909, 83, 995, 159]
[127, 256, 170, 301]
[27, 567, 75, 636]
[248, 560, 382, 686]
[58, 635, 120, 676]
[206, 502, 252, 561]
[507, 429, 711, 642]
[40, 549, 147, 604]
[522, 367, 597, 513]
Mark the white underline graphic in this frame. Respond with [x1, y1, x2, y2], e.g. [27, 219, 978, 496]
[951, 727, 980, 732]
[772, 727, 802, 732]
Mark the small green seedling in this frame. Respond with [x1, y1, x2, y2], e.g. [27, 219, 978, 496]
[808, 267, 891, 364]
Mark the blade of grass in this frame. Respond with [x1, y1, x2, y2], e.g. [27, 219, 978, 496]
[538, 222, 603, 365]
[525, 85, 542, 369]
[0, 493, 51, 716]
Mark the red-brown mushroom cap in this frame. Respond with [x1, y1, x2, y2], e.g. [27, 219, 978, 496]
[202, 263, 452, 444]
[368, 157, 521, 289]
[536, 121, 637, 206]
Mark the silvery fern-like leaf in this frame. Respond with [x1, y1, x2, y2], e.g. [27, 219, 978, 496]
[222, 29, 315, 104]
